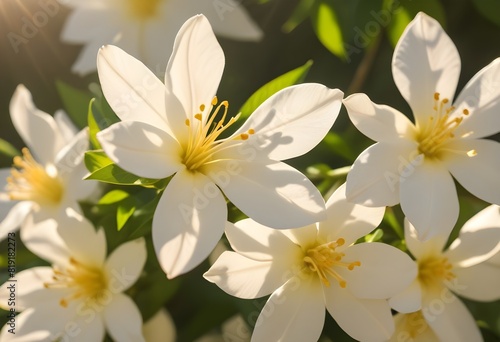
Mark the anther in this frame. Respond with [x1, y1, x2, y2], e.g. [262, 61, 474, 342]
[211, 96, 218, 106]
[434, 92, 440, 101]
[240, 134, 249, 140]
[248, 128, 255, 135]
[200, 104, 206, 111]
[463, 109, 469, 115]
[194, 114, 202, 121]
[185, 119, 190, 126]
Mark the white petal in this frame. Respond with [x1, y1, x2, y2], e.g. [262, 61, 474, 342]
[318, 183, 385, 247]
[422, 290, 482, 342]
[392, 12, 461, 125]
[233, 84, 343, 160]
[400, 161, 459, 241]
[54, 110, 78, 142]
[446, 225, 500, 268]
[389, 279, 423, 313]
[445, 139, 500, 205]
[225, 219, 301, 261]
[453, 58, 500, 139]
[69, 314, 106, 342]
[324, 283, 395, 341]
[208, 160, 325, 229]
[21, 215, 69, 266]
[153, 170, 226, 278]
[346, 140, 419, 207]
[9, 85, 65, 163]
[0, 267, 62, 311]
[104, 293, 145, 342]
[449, 263, 500, 301]
[143, 309, 176, 342]
[165, 15, 224, 133]
[204, 251, 288, 299]
[98, 121, 182, 179]
[251, 277, 325, 342]
[339, 243, 417, 299]
[461, 204, 500, 234]
[0, 201, 32, 241]
[0, 199, 16, 231]
[343, 93, 416, 142]
[0, 307, 68, 342]
[105, 238, 146, 293]
[184, 0, 263, 41]
[54, 127, 88, 168]
[97, 45, 170, 130]
[404, 219, 448, 260]
[56, 210, 107, 267]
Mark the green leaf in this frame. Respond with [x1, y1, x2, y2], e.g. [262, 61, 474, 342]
[0, 138, 20, 159]
[385, 0, 446, 47]
[282, 0, 316, 33]
[88, 83, 120, 131]
[239, 60, 313, 120]
[321, 131, 357, 161]
[84, 150, 161, 187]
[85, 163, 160, 187]
[87, 98, 102, 150]
[311, 0, 346, 59]
[56, 81, 93, 129]
[98, 189, 130, 205]
[84, 150, 114, 173]
[472, 0, 500, 27]
[117, 196, 136, 231]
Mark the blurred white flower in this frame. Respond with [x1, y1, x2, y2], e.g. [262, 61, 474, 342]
[389, 205, 500, 342]
[0, 85, 97, 242]
[0, 210, 148, 342]
[143, 308, 176, 342]
[194, 315, 251, 342]
[62, 0, 263, 75]
[205, 184, 417, 342]
[389, 311, 439, 342]
[97, 15, 343, 278]
[343, 12, 500, 240]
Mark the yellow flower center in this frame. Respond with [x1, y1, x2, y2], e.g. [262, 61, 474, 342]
[127, 0, 162, 20]
[397, 311, 433, 339]
[303, 238, 361, 288]
[45, 257, 108, 308]
[182, 96, 255, 172]
[418, 255, 455, 289]
[415, 92, 474, 160]
[6, 148, 64, 207]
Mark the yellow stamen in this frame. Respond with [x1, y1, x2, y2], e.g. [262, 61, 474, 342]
[303, 238, 360, 288]
[416, 93, 471, 159]
[6, 148, 64, 206]
[127, 0, 161, 20]
[418, 255, 455, 289]
[181, 97, 256, 171]
[44, 257, 108, 308]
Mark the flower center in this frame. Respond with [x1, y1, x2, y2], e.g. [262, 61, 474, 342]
[397, 311, 433, 339]
[303, 238, 361, 288]
[418, 255, 455, 289]
[415, 92, 474, 159]
[6, 148, 64, 207]
[182, 96, 255, 172]
[127, 0, 161, 20]
[44, 257, 108, 308]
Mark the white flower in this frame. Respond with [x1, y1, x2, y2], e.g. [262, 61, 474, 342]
[389, 205, 500, 342]
[343, 12, 500, 240]
[0, 210, 148, 342]
[389, 311, 439, 342]
[204, 184, 417, 342]
[62, 0, 263, 75]
[0, 85, 97, 243]
[96, 15, 343, 278]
